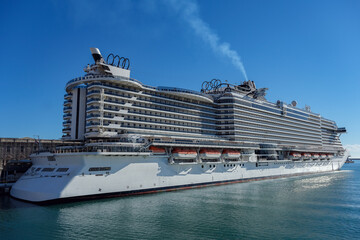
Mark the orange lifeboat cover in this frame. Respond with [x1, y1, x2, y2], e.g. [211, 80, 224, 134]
[222, 149, 240, 155]
[172, 148, 197, 154]
[199, 149, 221, 154]
[149, 146, 166, 153]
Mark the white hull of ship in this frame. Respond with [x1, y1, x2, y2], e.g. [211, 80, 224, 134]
[10, 152, 348, 203]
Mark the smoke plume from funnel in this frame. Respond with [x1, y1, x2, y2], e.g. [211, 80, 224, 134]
[166, 0, 248, 81]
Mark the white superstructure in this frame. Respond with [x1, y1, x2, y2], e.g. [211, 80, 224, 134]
[11, 48, 348, 203]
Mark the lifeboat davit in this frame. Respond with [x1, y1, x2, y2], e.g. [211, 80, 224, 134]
[301, 153, 311, 160]
[172, 148, 197, 159]
[149, 146, 166, 154]
[199, 149, 221, 159]
[222, 149, 241, 159]
[311, 153, 320, 160]
[289, 152, 301, 160]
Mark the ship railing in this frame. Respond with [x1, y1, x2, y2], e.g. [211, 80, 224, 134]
[131, 103, 216, 119]
[87, 82, 140, 93]
[122, 118, 217, 131]
[118, 124, 218, 135]
[156, 86, 212, 100]
[67, 75, 214, 101]
[152, 140, 259, 149]
[54, 145, 152, 154]
[66, 75, 143, 88]
[127, 109, 216, 124]
[140, 98, 216, 115]
[104, 91, 133, 99]
[141, 91, 213, 109]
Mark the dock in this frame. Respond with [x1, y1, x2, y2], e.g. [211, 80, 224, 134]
[0, 182, 14, 195]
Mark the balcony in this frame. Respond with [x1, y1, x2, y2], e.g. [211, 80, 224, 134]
[87, 98, 101, 103]
[86, 122, 100, 127]
[87, 90, 101, 95]
[63, 113, 72, 118]
[87, 114, 100, 119]
[86, 106, 100, 111]
[62, 134, 71, 139]
[64, 93, 73, 99]
[63, 99, 72, 106]
[62, 128, 71, 132]
[63, 106, 72, 112]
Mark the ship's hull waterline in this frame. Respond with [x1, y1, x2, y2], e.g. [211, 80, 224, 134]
[10, 152, 348, 203]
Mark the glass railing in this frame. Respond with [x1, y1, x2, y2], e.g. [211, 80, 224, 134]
[86, 106, 100, 111]
[126, 110, 215, 125]
[123, 118, 217, 131]
[67, 75, 143, 89]
[86, 122, 100, 126]
[87, 114, 100, 118]
[87, 98, 100, 103]
[87, 90, 101, 95]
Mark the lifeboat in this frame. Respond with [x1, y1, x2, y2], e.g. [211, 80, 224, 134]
[311, 153, 320, 160]
[149, 146, 166, 154]
[172, 148, 197, 159]
[320, 153, 327, 160]
[199, 149, 221, 159]
[301, 153, 311, 160]
[222, 149, 241, 159]
[327, 153, 334, 159]
[289, 152, 301, 160]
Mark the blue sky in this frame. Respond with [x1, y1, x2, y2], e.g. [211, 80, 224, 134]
[1, 0, 359, 156]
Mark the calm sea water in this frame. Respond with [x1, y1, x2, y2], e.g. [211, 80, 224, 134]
[1, 163, 359, 240]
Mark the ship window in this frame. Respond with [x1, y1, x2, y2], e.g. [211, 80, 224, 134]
[36, 168, 42, 171]
[42, 168, 55, 172]
[56, 168, 69, 172]
[89, 167, 111, 171]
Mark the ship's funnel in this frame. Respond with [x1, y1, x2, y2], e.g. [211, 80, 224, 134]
[90, 48, 104, 63]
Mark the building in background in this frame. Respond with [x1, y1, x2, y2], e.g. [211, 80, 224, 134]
[0, 137, 82, 181]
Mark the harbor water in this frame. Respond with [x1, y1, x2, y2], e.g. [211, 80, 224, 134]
[1, 162, 359, 240]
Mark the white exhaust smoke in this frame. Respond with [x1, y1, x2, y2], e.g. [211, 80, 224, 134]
[166, 0, 248, 81]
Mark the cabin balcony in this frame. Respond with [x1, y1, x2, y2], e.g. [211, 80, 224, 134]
[64, 93, 72, 99]
[62, 128, 71, 133]
[63, 99, 72, 106]
[87, 98, 101, 104]
[63, 113, 72, 119]
[86, 106, 100, 112]
[63, 121, 71, 127]
[87, 90, 101, 96]
[62, 135, 71, 140]
[63, 106, 72, 112]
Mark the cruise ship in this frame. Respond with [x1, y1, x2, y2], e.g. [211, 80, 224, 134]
[10, 48, 348, 203]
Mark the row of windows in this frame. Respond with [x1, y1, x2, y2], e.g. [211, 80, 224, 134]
[217, 119, 321, 139]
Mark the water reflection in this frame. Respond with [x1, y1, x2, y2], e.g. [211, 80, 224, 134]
[0, 165, 358, 240]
